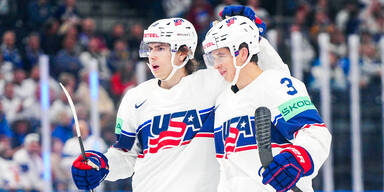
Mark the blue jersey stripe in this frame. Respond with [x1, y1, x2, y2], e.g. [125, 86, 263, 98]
[137, 119, 151, 133]
[214, 126, 222, 132]
[121, 130, 135, 137]
[113, 134, 136, 150]
[272, 114, 283, 125]
[275, 109, 323, 140]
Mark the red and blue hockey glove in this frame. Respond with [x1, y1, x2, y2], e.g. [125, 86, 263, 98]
[259, 146, 314, 192]
[220, 5, 266, 37]
[72, 150, 109, 190]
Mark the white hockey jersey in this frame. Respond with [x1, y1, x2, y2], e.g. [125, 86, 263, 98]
[214, 70, 331, 192]
[104, 69, 226, 192]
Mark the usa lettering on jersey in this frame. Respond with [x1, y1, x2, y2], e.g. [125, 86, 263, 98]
[215, 115, 257, 158]
[137, 107, 214, 157]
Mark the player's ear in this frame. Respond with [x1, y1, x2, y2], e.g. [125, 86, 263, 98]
[237, 47, 249, 66]
[175, 51, 187, 63]
[176, 45, 189, 63]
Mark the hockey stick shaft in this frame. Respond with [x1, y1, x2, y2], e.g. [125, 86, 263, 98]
[59, 83, 94, 192]
[59, 83, 86, 159]
[255, 107, 302, 192]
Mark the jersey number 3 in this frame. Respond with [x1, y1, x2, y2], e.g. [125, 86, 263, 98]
[280, 77, 297, 95]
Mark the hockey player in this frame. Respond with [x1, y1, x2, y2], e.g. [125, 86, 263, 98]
[71, 18, 224, 192]
[70, 11, 289, 192]
[202, 16, 331, 192]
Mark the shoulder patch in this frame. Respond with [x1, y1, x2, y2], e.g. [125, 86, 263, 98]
[115, 117, 123, 134]
[278, 96, 316, 121]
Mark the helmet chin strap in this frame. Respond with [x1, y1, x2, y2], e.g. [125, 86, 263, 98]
[231, 53, 252, 86]
[146, 52, 189, 82]
[163, 52, 189, 81]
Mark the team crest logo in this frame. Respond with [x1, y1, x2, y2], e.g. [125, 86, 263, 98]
[226, 17, 237, 26]
[174, 19, 184, 26]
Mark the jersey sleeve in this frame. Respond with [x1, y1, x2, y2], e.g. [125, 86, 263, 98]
[104, 89, 141, 181]
[113, 89, 138, 150]
[264, 72, 331, 177]
[258, 37, 291, 75]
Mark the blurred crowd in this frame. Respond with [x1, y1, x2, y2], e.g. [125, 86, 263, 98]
[285, 0, 384, 90]
[0, 0, 383, 191]
[0, 0, 145, 191]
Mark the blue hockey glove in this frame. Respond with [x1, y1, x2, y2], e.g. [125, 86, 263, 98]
[259, 146, 314, 192]
[220, 5, 266, 37]
[72, 150, 109, 190]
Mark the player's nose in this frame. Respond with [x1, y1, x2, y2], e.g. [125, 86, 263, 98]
[214, 62, 221, 69]
[148, 53, 157, 62]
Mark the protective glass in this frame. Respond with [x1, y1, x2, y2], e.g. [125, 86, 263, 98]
[139, 41, 171, 58]
[203, 49, 232, 68]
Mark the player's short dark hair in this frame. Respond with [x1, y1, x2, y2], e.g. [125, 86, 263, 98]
[178, 45, 198, 75]
[239, 42, 258, 64]
[185, 59, 198, 75]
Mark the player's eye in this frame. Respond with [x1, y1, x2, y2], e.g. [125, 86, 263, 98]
[215, 53, 227, 58]
[152, 46, 167, 52]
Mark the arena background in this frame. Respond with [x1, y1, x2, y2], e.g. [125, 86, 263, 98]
[0, 0, 383, 191]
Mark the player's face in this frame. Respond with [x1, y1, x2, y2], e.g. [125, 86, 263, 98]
[211, 48, 236, 82]
[147, 43, 173, 79]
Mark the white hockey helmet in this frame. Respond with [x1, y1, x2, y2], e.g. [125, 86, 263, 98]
[139, 18, 198, 81]
[202, 16, 260, 85]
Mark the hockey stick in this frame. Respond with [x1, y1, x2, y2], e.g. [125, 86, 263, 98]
[255, 107, 302, 192]
[59, 83, 97, 192]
